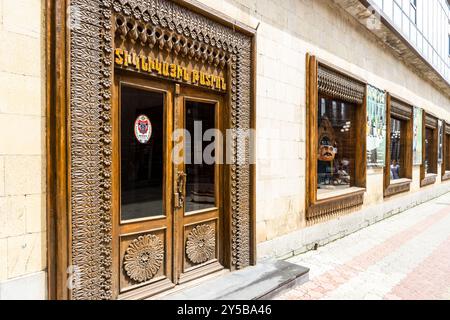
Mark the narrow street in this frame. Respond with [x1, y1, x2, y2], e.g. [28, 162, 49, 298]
[275, 193, 450, 300]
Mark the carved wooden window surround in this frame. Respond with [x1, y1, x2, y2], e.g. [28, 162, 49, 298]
[306, 54, 367, 224]
[384, 95, 413, 198]
[421, 113, 439, 187]
[442, 122, 450, 181]
[47, 0, 256, 300]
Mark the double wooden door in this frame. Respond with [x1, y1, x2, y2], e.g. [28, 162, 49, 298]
[113, 75, 225, 299]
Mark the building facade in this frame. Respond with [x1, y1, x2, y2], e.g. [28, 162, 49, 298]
[0, 0, 449, 300]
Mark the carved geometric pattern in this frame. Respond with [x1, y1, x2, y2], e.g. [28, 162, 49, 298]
[385, 181, 411, 197]
[425, 114, 438, 129]
[69, 0, 252, 299]
[318, 65, 365, 104]
[307, 191, 364, 223]
[186, 224, 216, 264]
[391, 99, 412, 120]
[114, 14, 231, 68]
[124, 235, 164, 283]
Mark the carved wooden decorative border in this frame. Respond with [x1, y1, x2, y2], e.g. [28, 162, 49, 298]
[391, 99, 413, 121]
[318, 65, 365, 104]
[306, 191, 364, 225]
[68, 0, 253, 300]
[385, 181, 411, 197]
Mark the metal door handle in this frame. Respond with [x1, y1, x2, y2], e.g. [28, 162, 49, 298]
[175, 171, 187, 209]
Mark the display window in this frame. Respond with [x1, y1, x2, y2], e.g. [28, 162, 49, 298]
[317, 97, 357, 196]
[421, 113, 438, 187]
[384, 96, 413, 197]
[442, 123, 450, 181]
[306, 55, 366, 223]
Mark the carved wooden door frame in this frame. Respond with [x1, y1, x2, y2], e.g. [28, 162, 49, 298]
[46, 0, 256, 300]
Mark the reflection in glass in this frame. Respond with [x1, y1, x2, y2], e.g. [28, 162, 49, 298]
[390, 118, 402, 180]
[317, 97, 356, 193]
[425, 127, 434, 174]
[121, 86, 164, 221]
[185, 101, 216, 213]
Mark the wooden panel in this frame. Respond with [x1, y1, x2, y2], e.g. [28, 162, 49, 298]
[391, 99, 413, 121]
[385, 181, 411, 197]
[307, 191, 364, 223]
[421, 174, 437, 187]
[306, 54, 318, 210]
[317, 64, 365, 104]
[119, 229, 169, 294]
[384, 93, 392, 193]
[183, 219, 220, 274]
[425, 114, 438, 129]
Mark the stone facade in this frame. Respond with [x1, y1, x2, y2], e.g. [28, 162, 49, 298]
[0, 0, 46, 299]
[1, 0, 450, 299]
[194, 0, 450, 256]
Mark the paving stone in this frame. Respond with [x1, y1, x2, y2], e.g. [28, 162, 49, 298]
[274, 193, 450, 300]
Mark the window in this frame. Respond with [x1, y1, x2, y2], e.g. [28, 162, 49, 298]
[421, 113, 438, 187]
[306, 55, 366, 223]
[384, 97, 413, 197]
[317, 97, 356, 195]
[390, 118, 405, 179]
[410, 0, 417, 25]
[443, 123, 450, 181]
[425, 127, 435, 173]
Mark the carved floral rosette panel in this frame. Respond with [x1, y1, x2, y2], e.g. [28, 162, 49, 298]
[69, 0, 252, 299]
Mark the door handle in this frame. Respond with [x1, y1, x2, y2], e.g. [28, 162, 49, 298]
[175, 171, 187, 209]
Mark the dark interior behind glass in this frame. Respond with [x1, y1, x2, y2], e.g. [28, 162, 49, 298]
[425, 127, 435, 174]
[121, 86, 164, 221]
[185, 100, 216, 213]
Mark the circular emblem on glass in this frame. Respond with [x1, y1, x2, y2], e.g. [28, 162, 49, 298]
[134, 115, 152, 144]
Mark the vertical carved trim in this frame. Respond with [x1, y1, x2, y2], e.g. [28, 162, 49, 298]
[69, 0, 113, 300]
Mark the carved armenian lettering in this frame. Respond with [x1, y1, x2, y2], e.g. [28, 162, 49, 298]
[114, 48, 227, 91]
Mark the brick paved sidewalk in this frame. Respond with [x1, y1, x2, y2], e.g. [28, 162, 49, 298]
[274, 193, 450, 300]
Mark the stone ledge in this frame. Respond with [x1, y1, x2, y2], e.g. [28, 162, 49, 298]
[0, 271, 47, 300]
[159, 260, 309, 300]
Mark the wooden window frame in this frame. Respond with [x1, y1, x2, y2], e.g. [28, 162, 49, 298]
[306, 54, 366, 224]
[384, 95, 414, 197]
[420, 113, 439, 187]
[441, 122, 450, 181]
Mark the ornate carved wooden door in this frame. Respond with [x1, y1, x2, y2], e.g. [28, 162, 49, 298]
[113, 75, 225, 299]
[173, 85, 225, 284]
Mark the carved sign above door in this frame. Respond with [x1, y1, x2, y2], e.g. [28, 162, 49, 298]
[68, 0, 254, 300]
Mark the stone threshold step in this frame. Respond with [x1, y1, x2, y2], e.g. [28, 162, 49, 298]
[161, 260, 309, 300]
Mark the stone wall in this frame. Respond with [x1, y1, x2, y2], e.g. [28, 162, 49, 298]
[196, 0, 450, 257]
[0, 0, 46, 299]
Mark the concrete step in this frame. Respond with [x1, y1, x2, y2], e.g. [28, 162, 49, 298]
[161, 260, 309, 300]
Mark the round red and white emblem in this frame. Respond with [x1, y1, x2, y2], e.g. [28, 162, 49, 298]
[134, 115, 152, 144]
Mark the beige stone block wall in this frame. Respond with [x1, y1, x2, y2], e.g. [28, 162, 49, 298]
[0, 0, 46, 284]
[196, 0, 450, 245]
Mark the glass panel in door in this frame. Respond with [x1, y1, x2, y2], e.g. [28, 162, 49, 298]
[184, 100, 217, 213]
[120, 86, 165, 221]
